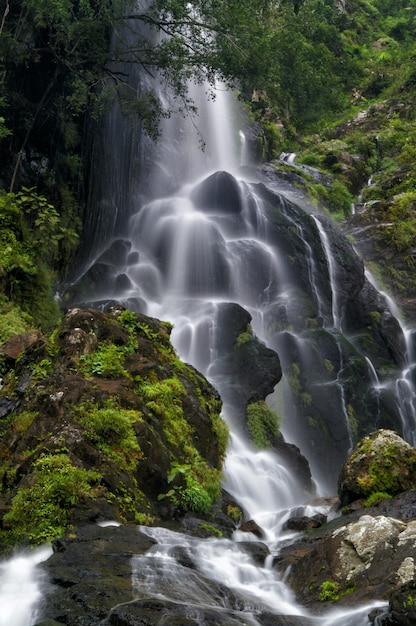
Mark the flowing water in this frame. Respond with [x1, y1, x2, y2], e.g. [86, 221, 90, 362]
[2, 73, 414, 622]
[0, 545, 52, 626]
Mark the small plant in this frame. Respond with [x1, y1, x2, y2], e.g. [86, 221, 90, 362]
[319, 580, 340, 602]
[75, 400, 143, 471]
[30, 358, 54, 381]
[363, 491, 392, 507]
[403, 594, 416, 608]
[78, 342, 131, 378]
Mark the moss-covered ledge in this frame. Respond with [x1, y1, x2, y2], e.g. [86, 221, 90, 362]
[0, 306, 228, 551]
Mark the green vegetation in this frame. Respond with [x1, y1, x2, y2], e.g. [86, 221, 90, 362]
[0, 188, 77, 330]
[363, 491, 392, 507]
[246, 400, 281, 449]
[1, 0, 416, 320]
[319, 580, 340, 602]
[74, 400, 143, 471]
[1, 452, 102, 545]
[318, 579, 357, 602]
[142, 377, 224, 514]
[0, 296, 33, 344]
[79, 342, 132, 378]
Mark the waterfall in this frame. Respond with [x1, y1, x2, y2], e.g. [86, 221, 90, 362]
[56, 79, 411, 624]
[11, 37, 416, 623]
[0, 545, 52, 626]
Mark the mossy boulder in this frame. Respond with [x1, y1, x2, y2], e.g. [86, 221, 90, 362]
[0, 306, 228, 550]
[338, 429, 416, 507]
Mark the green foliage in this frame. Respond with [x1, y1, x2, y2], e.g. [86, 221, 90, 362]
[246, 400, 281, 449]
[160, 460, 215, 515]
[377, 192, 416, 253]
[2, 453, 102, 546]
[319, 580, 340, 602]
[79, 342, 131, 378]
[0, 188, 77, 330]
[29, 358, 54, 381]
[327, 180, 353, 218]
[75, 400, 143, 471]
[363, 491, 392, 507]
[0, 295, 33, 344]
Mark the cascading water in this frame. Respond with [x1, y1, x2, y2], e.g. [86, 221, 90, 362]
[0, 545, 52, 626]
[8, 29, 416, 624]
[55, 77, 416, 624]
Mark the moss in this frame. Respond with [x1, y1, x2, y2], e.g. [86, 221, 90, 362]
[78, 342, 132, 378]
[0, 307, 228, 542]
[74, 400, 144, 472]
[235, 324, 253, 347]
[0, 452, 102, 548]
[246, 400, 281, 449]
[0, 296, 34, 344]
[353, 434, 416, 497]
[198, 522, 223, 537]
[319, 580, 340, 602]
[363, 491, 392, 507]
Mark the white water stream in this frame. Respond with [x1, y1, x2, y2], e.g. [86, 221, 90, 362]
[0, 545, 52, 626]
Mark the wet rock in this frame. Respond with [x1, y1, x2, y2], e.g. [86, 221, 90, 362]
[237, 541, 270, 566]
[283, 513, 327, 532]
[190, 170, 243, 214]
[338, 429, 416, 507]
[0, 330, 42, 361]
[238, 519, 265, 539]
[258, 615, 318, 626]
[274, 491, 416, 612]
[211, 302, 282, 406]
[387, 580, 416, 626]
[38, 524, 155, 625]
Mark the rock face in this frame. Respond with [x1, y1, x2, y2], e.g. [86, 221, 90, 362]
[274, 491, 416, 615]
[338, 429, 416, 507]
[209, 301, 312, 492]
[0, 307, 228, 547]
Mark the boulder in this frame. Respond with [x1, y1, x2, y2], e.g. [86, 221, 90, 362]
[274, 490, 416, 612]
[190, 171, 243, 215]
[338, 429, 416, 507]
[387, 580, 416, 626]
[0, 307, 227, 549]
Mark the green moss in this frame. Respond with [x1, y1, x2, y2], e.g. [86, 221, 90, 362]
[78, 342, 132, 378]
[235, 324, 253, 347]
[354, 436, 415, 497]
[198, 522, 223, 537]
[246, 400, 281, 449]
[75, 400, 143, 472]
[319, 580, 340, 602]
[363, 491, 392, 507]
[0, 296, 34, 344]
[7, 410, 38, 435]
[1, 452, 102, 547]
[141, 377, 223, 514]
